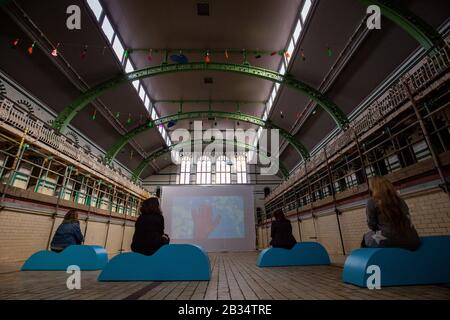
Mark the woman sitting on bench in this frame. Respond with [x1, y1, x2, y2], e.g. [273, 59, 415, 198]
[131, 197, 170, 256]
[362, 176, 420, 250]
[50, 210, 84, 253]
[270, 209, 297, 250]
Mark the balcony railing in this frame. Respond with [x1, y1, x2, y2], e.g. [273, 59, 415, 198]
[0, 94, 149, 198]
[266, 42, 450, 203]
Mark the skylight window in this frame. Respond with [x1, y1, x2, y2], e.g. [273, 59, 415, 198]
[125, 59, 134, 73]
[151, 108, 157, 120]
[139, 87, 146, 102]
[132, 80, 140, 92]
[112, 36, 124, 62]
[145, 98, 151, 110]
[286, 39, 295, 64]
[87, 0, 103, 21]
[301, 0, 312, 22]
[279, 62, 286, 75]
[101, 15, 115, 43]
[293, 20, 302, 45]
[271, 87, 277, 101]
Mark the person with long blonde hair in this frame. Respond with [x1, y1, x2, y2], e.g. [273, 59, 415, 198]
[362, 176, 420, 250]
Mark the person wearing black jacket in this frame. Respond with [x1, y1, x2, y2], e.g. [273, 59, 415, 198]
[270, 209, 297, 249]
[131, 197, 170, 256]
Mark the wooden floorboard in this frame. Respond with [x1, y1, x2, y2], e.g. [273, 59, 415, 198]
[1, 251, 450, 300]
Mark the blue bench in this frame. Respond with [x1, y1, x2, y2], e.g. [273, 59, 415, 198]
[343, 236, 450, 287]
[98, 244, 210, 281]
[21, 245, 108, 271]
[257, 242, 330, 267]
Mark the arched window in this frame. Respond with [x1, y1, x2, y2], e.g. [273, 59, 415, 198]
[179, 156, 191, 184]
[215, 156, 231, 184]
[196, 156, 211, 184]
[236, 155, 248, 184]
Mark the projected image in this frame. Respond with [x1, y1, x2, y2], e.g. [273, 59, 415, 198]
[171, 196, 245, 240]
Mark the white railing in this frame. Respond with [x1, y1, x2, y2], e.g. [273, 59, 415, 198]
[0, 97, 149, 198]
[266, 43, 450, 203]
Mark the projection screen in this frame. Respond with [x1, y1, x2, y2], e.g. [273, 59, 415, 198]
[161, 185, 255, 252]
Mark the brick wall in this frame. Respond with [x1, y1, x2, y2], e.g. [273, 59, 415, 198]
[257, 187, 450, 264]
[0, 207, 135, 263]
[0, 210, 53, 263]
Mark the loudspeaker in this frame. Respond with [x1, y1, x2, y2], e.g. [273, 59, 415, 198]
[264, 187, 271, 198]
[156, 187, 161, 198]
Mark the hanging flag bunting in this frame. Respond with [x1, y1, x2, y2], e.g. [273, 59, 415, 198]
[127, 113, 132, 124]
[300, 48, 306, 61]
[92, 109, 97, 120]
[285, 51, 291, 59]
[124, 49, 130, 59]
[28, 41, 36, 55]
[130, 150, 134, 160]
[224, 49, 229, 59]
[51, 43, 60, 57]
[204, 50, 211, 64]
[11, 38, 20, 49]
[115, 112, 120, 119]
[255, 50, 262, 59]
[270, 51, 277, 56]
[147, 49, 153, 61]
[81, 45, 88, 59]
[280, 111, 284, 119]
[327, 46, 333, 57]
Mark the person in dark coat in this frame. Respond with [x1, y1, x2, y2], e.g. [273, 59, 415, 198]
[131, 197, 170, 256]
[270, 209, 297, 250]
[50, 210, 84, 252]
[361, 176, 420, 250]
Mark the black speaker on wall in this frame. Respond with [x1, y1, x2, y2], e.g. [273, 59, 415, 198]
[156, 187, 161, 198]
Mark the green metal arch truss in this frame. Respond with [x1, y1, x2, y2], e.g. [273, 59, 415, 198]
[52, 62, 349, 133]
[357, 0, 443, 51]
[132, 139, 290, 182]
[104, 110, 310, 164]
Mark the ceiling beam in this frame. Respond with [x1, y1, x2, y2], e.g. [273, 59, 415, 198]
[132, 139, 289, 182]
[52, 62, 349, 133]
[104, 110, 310, 164]
[356, 0, 444, 51]
[154, 100, 266, 105]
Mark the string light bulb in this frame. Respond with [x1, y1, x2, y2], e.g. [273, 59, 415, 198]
[204, 50, 211, 64]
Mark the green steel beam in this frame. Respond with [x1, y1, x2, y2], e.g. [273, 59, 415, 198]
[129, 48, 281, 56]
[357, 0, 443, 51]
[104, 110, 310, 164]
[132, 139, 289, 182]
[52, 62, 348, 133]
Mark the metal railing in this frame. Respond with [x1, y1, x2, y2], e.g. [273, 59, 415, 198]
[266, 43, 450, 203]
[0, 94, 149, 198]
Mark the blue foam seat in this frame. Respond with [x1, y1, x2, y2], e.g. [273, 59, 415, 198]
[21, 245, 108, 271]
[343, 236, 450, 287]
[98, 244, 210, 281]
[257, 242, 330, 267]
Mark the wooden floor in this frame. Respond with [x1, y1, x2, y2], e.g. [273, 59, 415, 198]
[1, 252, 450, 300]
